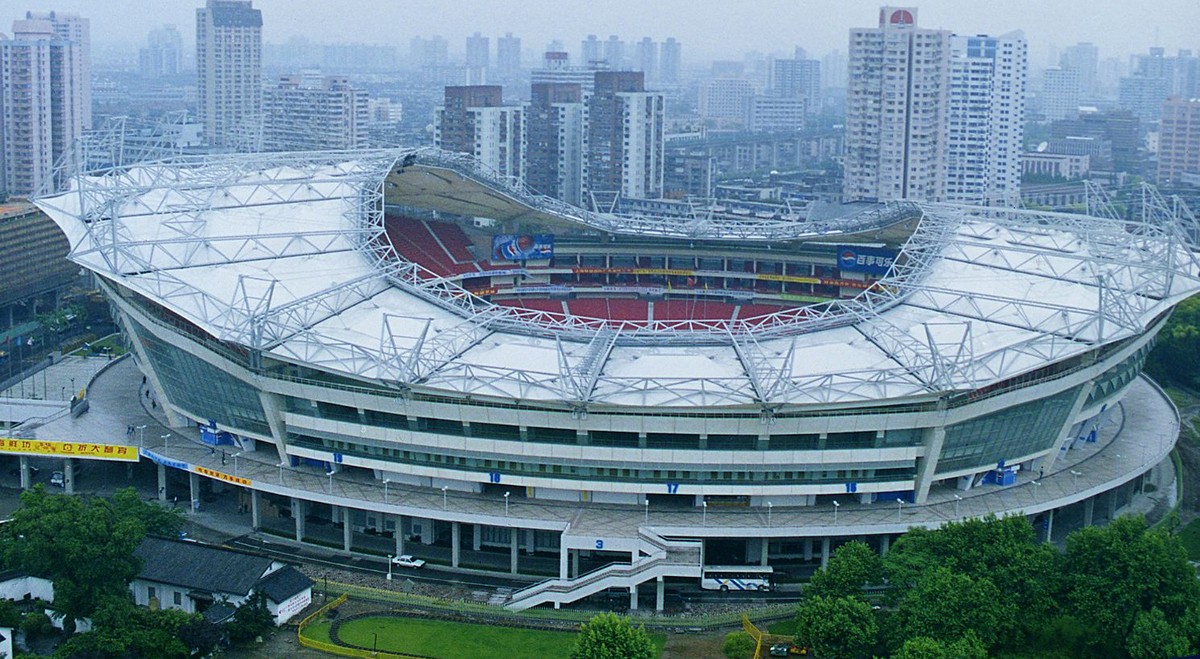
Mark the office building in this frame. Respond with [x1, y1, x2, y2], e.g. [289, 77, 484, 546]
[659, 38, 681, 86]
[844, 7, 950, 202]
[261, 74, 368, 152]
[944, 33, 1026, 206]
[587, 71, 664, 200]
[139, 25, 184, 78]
[747, 96, 806, 132]
[1158, 97, 1200, 184]
[525, 83, 586, 205]
[771, 57, 821, 115]
[531, 51, 601, 94]
[700, 78, 756, 121]
[435, 86, 523, 183]
[196, 0, 262, 149]
[0, 16, 86, 196]
[1060, 42, 1098, 96]
[1042, 67, 1081, 122]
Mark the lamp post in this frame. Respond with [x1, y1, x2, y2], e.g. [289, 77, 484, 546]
[136, 425, 146, 448]
[1030, 480, 1041, 503]
[832, 500, 840, 525]
[160, 433, 170, 449]
[1070, 470, 1081, 491]
[328, 471, 333, 494]
[386, 555, 393, 581]
[896, 499, 903, 522]
[278, 463, 285, 484]
[767, 501, 773, 527]
[504, 491, 510, 517]
[441, 486, 448, 511]
[643, 499, 649, 524]
[954, 494, 962, 518]
[702, 500, 708, 526]
[232, 452, 241, 475]
[383, 479, 390, 504]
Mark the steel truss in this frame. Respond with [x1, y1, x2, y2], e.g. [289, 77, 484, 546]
[35, 148, 1200, 409]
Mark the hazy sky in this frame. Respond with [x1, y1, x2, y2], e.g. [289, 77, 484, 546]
[10, 0, 1199, 64]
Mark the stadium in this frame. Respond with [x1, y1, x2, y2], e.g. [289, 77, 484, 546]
[36, 148, 1200, 610]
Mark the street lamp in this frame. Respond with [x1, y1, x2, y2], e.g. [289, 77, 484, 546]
[383, 479, 390, 504]
[386, 554, 393, 581]
[832, 500, 840, 525]
[896, 499, 904, 522]
[328, 471, 334, 494]
[441, 486, 448, 511]
[767, 501, 773, 527]
[160, 433, 170, 449]
[136, 425, 146, 448]
[504, 491, 510, 517]
[1070, 470, 1081, 491]
[702, 500, 708, 526]
[278, 463, 285, 484]
[232, 452, 241, 475]
[644, 499, 649, 524]
[1030, 480, 1041, 503]
[954, 494, 962, 518]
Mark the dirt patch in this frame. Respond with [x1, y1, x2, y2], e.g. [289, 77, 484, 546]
[661, 630, 728, 659]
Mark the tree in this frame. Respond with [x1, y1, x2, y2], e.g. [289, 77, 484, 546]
[794, 595, 877, 659]
[1062, 516, 1200, 651]
[54, 595, 192, 659]
[0, 487, 145, 623]
[178, 616, 223, 657]
[227, 592, 275, 645]
[1146, 295, 1200, 387]
[570, 612, 656, 659]
[892, 631, 987, 659]
[722, 631, 757, 659]
[110, 487, 184, 538]
[807, 540, 883, 601]
[1126, 607, 1191, 659]
[887, 567, 1016, 651]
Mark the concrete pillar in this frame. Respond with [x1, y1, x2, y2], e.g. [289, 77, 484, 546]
[559, 543, 570, 579]
[250, 490, 261, 530]
[820, 537, 831, 568]
[525, 528, 535, 554]
[656, 576, 665, 612]
[880, 534, 890, 556]
[1107, 489, 1118, 520]
[1045, 509, 1055, 543]
[188, 471, 199, 512]
[18, 456, 30, 490]
[913, 426, 946, 504]
[157, 463, 167, 502]
[342, 507, 353, 553]
[759, 538, 769, 566]
[421, 519, 434, 545]
[1083, 497, 1095, 527]
[472, 524, 482, 551]
[63, 458, 74, 494]
[451, 522, 461, 568]
[803, 538, 813, 562]
[629, 583, 638, 610]
[293, 497, 306, 541]
[510, 529, 519, 575]
[571, 549, 580, 578]
[331, 505, 340, 523]
[394, 515, 405, 556]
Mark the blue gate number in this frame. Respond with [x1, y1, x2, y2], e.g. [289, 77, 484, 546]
[333, 452, 344, 464]
[845, 482, 858, 493]
[666, 482, 680, 494]
[595, 539, 604, 549]
[488, 472, 501, 483]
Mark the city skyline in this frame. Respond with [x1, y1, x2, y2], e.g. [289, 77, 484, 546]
[11, 0, 1198, 67]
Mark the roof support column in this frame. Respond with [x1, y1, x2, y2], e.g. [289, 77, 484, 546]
[913, 425, 946, 504]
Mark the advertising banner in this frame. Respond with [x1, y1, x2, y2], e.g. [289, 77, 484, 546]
[837, 245, 898, 276]
[0, 437, 139, 462]
[492, 234, 554, 261]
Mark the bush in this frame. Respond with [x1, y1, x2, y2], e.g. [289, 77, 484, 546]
[723, 631, 757, 659]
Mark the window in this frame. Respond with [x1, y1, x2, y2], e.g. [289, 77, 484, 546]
[148, 586, 157, 601]
[173, 591, 182, 606]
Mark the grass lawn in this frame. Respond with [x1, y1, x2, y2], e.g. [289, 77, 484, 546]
[68, 333, 127, 358]
[333, 616, 665, 659]
[302, 620, 333, 644]
[766, 618, 797, 636]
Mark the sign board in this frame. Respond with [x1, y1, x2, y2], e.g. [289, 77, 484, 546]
[492, 234, 554, 261]
[0, 437, 138, 462]
[837, 245, 897, 276]
[193, 465, 251, 487]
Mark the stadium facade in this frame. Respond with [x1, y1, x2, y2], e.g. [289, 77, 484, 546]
[36, 149, 1200, 609]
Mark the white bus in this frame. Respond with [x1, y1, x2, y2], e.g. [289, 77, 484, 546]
[701, 565, 774, 592]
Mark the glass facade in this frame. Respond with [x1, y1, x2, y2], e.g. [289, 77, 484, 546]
[936, 387, 1081, 474]
[133, 319, 270, 435]
[1085, 339, 1154, 407]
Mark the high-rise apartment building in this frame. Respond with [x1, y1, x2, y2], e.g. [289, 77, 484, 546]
[1060, 42, 1098, 96]
[410, 36, 448, 68]
[1042, 67, 1081, 122]
[262, 74, 368, 152]
[526, 83, 586, 205]
[196, 0, 262, 149]
[771, 57, 821, 115]
[635, 38, 658, 84]
[1158, 97, 1200, 184]
[25, 10, 89, 130]
[844, 7, 950, 203]
[587, 71, 664, 200]
[435, 86, 524, 183]
[140, 25, 184, 78]
[581, 35, 602, 66]
[532, 51, 602, 94]
[659, 38, 681, 86]
[944, 33, 1026, 206]
[496, 33, 521, 80]
[844, 7, 1026, 205]
[0, 17, 87, 196]
[699, 78, 756, 121]
[466, 32, 489, 70]
[603, 36, 625, 69]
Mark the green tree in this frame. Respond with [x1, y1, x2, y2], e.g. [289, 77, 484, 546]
[54, 595, 192, 659]
[0, 487, 145, 623]
[570, 612, 656, 659]
[227, 592, 275, 645]
[1062, 516, 1200, 652]
[1126, 607, 1191, 659]
[794, 595, 877, 659]
[110, 487, 183, 538]
[722, 630, 757, 659]
[887, 567, 1016, 651]
[892, 631, 987, 659]
[807, 540, 883, 601]
[1146, 295, 1200, 387]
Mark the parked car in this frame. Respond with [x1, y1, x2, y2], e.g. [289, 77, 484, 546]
[50, 471, 65, 487]
[391, 554, 426, 568]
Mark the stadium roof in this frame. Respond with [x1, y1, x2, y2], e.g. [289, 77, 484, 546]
[36, 149, 1200, 409]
